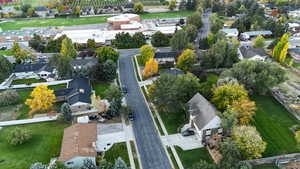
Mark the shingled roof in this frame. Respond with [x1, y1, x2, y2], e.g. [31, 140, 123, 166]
[188, 93, 218, 130]
[59, 123, 97, 162]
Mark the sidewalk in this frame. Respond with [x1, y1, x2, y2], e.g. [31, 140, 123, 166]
[0, 115, 58, 127]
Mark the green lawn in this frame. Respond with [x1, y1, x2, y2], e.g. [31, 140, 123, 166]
[0, 122, 70, 169]
[0, 11, 193, 31]
[0, 50, 13, 56]
[11, 78, 46, 85]
[175, 147, 213, 169]
[91, 81, 111, 98]
[252, 95, 300, 157]
[253, 165, 279, 169]
[159, 111, 187, 134]
[104, 143, 130, 167]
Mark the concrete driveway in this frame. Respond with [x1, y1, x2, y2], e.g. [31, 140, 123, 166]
[161, 134, 203, 151]
[96, 123, 134, 152]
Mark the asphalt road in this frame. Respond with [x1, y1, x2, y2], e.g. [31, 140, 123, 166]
[195, 10, 211, 59]
[118, 48, 172, 169]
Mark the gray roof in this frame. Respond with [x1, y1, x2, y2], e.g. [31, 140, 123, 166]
[239, 46, 268, 59]
[188, 93, 218, 130]
[67, 77, 92, 105]
[242, 30, 272, 36]
[71, 57, 98, 68]
[14, 63, 53, 73]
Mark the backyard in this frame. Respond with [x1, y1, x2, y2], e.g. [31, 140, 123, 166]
[0, 50, 13, 56]
[175, 146, 213, 169]
[104, 142, 130, 166]
[252, 95, 300, 157]
[0, 84, 66, 121]
[0, 11, 193, 31]
[0, 121, 70, 169]
[159, 110, 187, 134]
[91, 81, 111, 98]
[11, 78, 46, 85]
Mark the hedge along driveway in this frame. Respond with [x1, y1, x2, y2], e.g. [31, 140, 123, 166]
[0, 11, 194, 31]
[252, 95, 300, 157]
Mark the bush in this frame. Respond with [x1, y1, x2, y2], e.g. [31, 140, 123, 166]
[151, 31, 170, 47]
[0, 90, 20, 106]
[7, 127, 32, 145]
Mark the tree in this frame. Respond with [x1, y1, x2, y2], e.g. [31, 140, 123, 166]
[87, 39, 96, 48]
[112, 32, 146, 49]
[149, 73, 200, 113]
[60, 37, 77, 59]
[60, 103, 72, 121]
[49, 54, 73, 78]
[151, 31, 170, 47]
[273, 33, 289, 64]
[99, 160, 113, 169]
[0, 55, 13, 82]
[25, 85, 56, 114]
[252, 35, 265, 48]
[212, 83, 249, 110]
[27, 7, 35, 17]
[81, 159, 97, 169]
[7, 127, 32, 145]
[168, 0, 177, 10]
[139, 45, 155, 65]
[0, 90, 20, 106]
[218, 140, 242, 169]
[232, 126, 266, 159]
[191, 160, 217, 169]
[186, 12, 203, 29]
[230, 99, 256, 125]
[176, 49, 196, 72]
[132, 32, 146, 48]
[96, 46, 119, 63]
[105, 84, 123, 103]
[103, 60, 117, 81]
[295, 131, 300, 144]
[202, 40, 239, 69]
[134, 2, 144, 13]
[74, 5, 81, 16]
[221, 60, 287, 94]
[114, 157, 128, 169]
[143, 58, 158, 79]
[170, 30, 189, 51]
[186, 24, 198, 42]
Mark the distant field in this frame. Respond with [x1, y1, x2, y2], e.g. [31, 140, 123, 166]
[0, 11, 194, 31]
[1, 0, 50, 7]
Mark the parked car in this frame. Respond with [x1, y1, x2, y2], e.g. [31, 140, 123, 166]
[122, 85, 128, 94]
[88, 114, 99, 121]
[0, 46, 7, 50]
[181, 129, 195, 136]
[128, 111, 135, 121]
[101, 113, 113, 120]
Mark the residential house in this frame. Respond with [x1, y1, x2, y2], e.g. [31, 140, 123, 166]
[220, 28, 239, 38]
[35, 7, 50, 18]
[164, 68, 185, 75]
[13, 63, 56, 80]
[71, 57, 98, 70]
[154, 51, 178, 65]
[58, 123, 97, 168]
[240, 31, 272, 40]
[288, 48, 300, 63]
[238, 46, 268, 61]
[186, 93, 221, 142]
[54, 77, 94, 114]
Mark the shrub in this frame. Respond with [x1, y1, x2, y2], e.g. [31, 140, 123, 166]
[7, 127, 32, 145]
[0, 90, 20, 106]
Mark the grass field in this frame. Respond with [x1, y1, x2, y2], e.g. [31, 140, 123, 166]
[11, 78, 46, 85]
[0, 11, 193, 31]
[0, 122, 70, 169]
[159, 111, 187, 134]
[252, 95, 300, 157]
[91, 81, 111, 98]
[104, 143, 130, 167]
[0, 50, 13, 56]
[175, 146, 213, 169]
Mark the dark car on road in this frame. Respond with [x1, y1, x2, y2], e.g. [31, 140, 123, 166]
[122, 85, 128, 94]
[128, 111, 135, 121]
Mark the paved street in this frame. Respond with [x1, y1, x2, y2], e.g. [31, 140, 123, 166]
[118, 49, 172, 169]
[195, 10, 211, 58]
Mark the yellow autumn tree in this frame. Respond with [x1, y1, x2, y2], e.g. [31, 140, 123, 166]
[25, 85, 56, 116]
[231, 98, 256, 125]
[143, 58, 158, 79]
[279, 42, 288, 65]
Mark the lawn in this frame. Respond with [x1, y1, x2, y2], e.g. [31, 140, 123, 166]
[252, 95, 300, 157]
[104, 143, 130, 167]
[0, 50, 13, 56]
[0, 122, 70, 169]
[11, 78, 46, 85]
[0, 11, 194, 31]
[253, 165, 279, 169]
[175, 146, 213, 169]
[91, 81, 111, 98]
[0, 84, 66, 120]
[159, 110, 187, 134]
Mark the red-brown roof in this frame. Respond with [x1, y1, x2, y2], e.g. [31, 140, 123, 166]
[59, 123, 97, 161]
